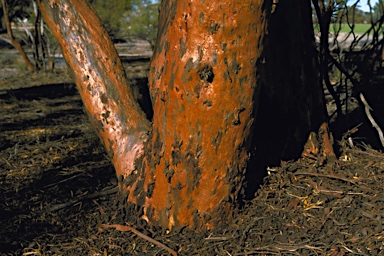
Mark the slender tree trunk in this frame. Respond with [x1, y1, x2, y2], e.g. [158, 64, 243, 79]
[312, 0, 342, 117]
[38, 0, 151, 179]
[2, 0, 36, 71]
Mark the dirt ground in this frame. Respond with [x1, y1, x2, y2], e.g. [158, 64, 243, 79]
[1, 55, 384, 255]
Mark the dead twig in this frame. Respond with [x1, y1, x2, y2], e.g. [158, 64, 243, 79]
[359, 93, 384, 147]
[350, 148, 384, 158]
[101, 224, 178, 256]
[294, 172, 359, 184]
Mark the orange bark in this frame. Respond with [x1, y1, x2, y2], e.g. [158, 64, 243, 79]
[38, 0, 151, 178]
[129, 0, 268, 230]
[39, 0, 323, 232]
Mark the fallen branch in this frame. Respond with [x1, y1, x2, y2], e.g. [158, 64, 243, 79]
[359, 93, 384, 147]
[294, 172, 359, 184]
[101, 224, 178, 256]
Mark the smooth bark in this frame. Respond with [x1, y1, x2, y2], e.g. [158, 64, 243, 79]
[38, 0, 151, 180]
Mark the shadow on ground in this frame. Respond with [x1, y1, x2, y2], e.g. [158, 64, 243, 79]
[0, 61, 384, 254]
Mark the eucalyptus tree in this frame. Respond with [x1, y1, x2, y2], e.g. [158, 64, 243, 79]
[38, 0, 327, 231]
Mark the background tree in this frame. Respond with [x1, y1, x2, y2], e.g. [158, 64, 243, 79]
[372, 0, 383, 22]
[38, 0, 327, 231]
[90, 0, 131, 39]
[1, 0, 36, 70]
[124, 0, 159, 48]
[1, 0, 55, 71]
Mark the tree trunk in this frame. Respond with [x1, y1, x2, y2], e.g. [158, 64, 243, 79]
[39, 0, 268, 230]
[143, 0, 268, 230]
[39, 0, 326, 231]
[250, 0, 327, 164]
[38, 0, 151, 180]
[2, 0, 37, 71]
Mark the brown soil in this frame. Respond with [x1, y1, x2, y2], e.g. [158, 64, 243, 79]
[1, 67, 384, 255]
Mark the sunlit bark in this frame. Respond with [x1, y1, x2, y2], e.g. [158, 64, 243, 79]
[39, 0, 327, 231]
[38, 0, 151, 178]
[135, 0, 268, 230]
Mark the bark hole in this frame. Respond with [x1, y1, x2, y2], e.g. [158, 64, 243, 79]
[197, 64, 214, 83]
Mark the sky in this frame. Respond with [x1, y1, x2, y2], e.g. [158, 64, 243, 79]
[358, 0, 379, 12]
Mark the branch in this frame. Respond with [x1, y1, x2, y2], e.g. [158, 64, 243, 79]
[294, 171, 359, 184]
[1, 0, 36, 71]
[359, 93, 384, 147]
[101, 224, 178, 256]
[38, 0, 151, 177]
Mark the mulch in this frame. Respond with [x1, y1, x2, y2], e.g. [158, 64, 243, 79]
[1, 71, 384, 255]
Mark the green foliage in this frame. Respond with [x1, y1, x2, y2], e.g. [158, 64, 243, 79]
[344, 3, 369, 23]
[372, 0, 383, 22]
[124, 0, 159, 46]
[312, 1, 382, 24]
[90, 0, 132, 38]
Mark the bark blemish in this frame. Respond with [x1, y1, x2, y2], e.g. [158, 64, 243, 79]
[199, 12, 204, 23]
[223, 70, 232, 83]
[172, 139, 183, 149]
[239, 75, 248, 89]
[194, 84, 201, 98]
[165, 167, 175, 183]
[211, 131, 223, 150]
[100, 93, 108, 104]
[220, 42, 227, 51]
[197, 64, 214, 83]
[171, 150, 182, 166]
[179, 38, 187, 59]
[101, 110, 110, 124]
[202, 100, 213, 107]
[184, 151, 201, 193]
[146, 182, 155, 198]
[133, 178, 144, 197]
[181, 60, 196, 86]
[212, 50, 218, 65]
[208, 21, 220, 34]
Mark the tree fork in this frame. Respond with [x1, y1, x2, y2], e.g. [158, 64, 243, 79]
[39, 0, 268, 231]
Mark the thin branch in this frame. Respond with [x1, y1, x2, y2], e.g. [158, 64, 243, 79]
[359, 93, 384, 147]
[326, 51, 360, 86]
[101, 224, 178, 256]
[1, 0, 37, 71]
[294, 171, 359, 184]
